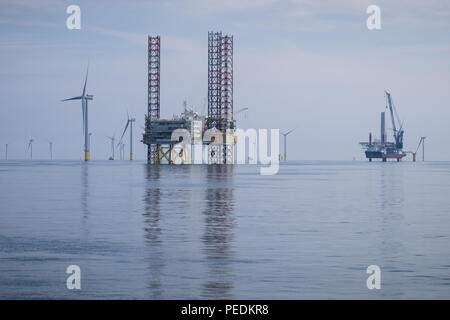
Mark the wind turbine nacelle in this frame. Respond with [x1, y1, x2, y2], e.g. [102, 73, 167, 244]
[85, 94, 94, 100]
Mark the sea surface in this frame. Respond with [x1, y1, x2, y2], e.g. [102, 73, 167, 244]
[0, 160, 450, 299]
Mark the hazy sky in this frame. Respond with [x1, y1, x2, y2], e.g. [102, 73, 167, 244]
[0, 0, 449, 160]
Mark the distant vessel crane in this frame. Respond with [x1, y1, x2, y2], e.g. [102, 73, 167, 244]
[360, 91, 407, 162]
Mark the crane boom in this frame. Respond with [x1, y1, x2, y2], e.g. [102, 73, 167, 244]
[385, 91, 397, 134]
[385, 90, 404, 149]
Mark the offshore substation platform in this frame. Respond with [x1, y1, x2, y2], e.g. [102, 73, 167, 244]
[142, 32, 236, 164]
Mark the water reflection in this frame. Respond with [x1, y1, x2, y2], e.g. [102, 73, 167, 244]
[142, 164, 236, 298]
[379, 164, 406, 297]
[81, 164, 90, 236]
[143, 165, 164, 298]
[143, 165, 162, 243]
[201, 165, 236, 298]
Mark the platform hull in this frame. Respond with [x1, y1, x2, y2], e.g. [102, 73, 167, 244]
[365, 150, 406, 160]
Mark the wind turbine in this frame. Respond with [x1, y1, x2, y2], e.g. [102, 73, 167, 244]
[281, 128, 295, 161]
[421, 136, 426, 161]
[62, 64, 94, 161]
[118, 113, 136, 160]
[107, 135, 115, 160]
[118, 142, 125, 160]
[5, 143, 8, 160]
[27, 137, 34, 160]
[49, 141, 53, 160]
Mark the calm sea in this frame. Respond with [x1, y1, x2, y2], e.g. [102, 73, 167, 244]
[0, 160, 449, 299]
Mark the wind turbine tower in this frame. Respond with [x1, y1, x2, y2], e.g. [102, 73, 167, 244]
[107, 135, 115, 160]
[27, 137, 34, 160]
[281, 129, 295, 161]
[119, 142, 125, 160]
[421, 136, 426, 161]
[62, 65, 94, 161]
[49, 141, 53, 160]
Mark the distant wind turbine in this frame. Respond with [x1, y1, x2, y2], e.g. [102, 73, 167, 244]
[118, 113, 136, 160]
[281, 128, 295, 161]
[62, 64, 94, 161]
[27, 136, 34, 160]
[107, 135, 115, 160]
[118, 142, 125, 160]
[49, 141, 53, 160]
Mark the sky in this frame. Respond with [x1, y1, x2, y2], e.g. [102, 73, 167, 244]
[0, 0, 449, 160]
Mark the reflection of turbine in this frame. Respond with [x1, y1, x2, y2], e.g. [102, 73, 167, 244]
[62, 64, 94, 161]
[107, 135, 115, 160]
[27, 136, 34, 160]
[118, 112, 136, 160]
[81, 164, 90, 233]
[281, 128, 295, 161]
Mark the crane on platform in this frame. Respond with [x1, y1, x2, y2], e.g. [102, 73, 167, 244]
[385, 91, 404, 150]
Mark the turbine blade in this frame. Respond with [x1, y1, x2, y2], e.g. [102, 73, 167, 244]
[62, 96, 82, 102]
[82, 63, 89, 96]
[286, 128, 295, 135]
[118, 120, 130, 146]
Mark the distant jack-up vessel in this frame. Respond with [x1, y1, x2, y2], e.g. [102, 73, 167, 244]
[360, 91, 406, 162]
